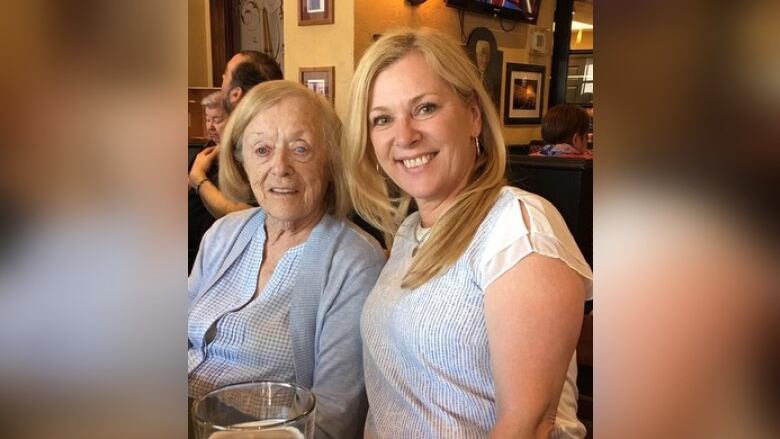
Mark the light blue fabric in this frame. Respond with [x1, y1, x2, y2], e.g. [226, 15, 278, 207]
[189, 207, 385, 439]
[362, 187, 591, 438]
[188, 213, 302, 398]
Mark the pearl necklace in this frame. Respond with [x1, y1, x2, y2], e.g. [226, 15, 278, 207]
[412, 220, 431, 257]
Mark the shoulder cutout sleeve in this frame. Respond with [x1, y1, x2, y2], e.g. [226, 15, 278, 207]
[478, 187, 593, 299]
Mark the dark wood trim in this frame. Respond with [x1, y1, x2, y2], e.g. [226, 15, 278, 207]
[209, 0, 236, 87]
[508, 154, 592, 170]
[548, 0, 574, 108]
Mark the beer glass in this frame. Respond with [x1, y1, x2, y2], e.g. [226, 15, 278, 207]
[192, 381, 316, 439]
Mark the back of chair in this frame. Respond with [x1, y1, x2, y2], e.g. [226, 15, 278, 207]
[577, 313, 593, 438]
[506, 154, 593, 266]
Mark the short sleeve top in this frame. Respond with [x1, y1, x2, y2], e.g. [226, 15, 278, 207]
[361, 186, 592, 439]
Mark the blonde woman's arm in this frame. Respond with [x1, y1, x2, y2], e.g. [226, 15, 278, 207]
[485, 252, 585, 439]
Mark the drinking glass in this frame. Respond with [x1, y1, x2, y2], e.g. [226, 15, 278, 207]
[191, 381, 316, 439]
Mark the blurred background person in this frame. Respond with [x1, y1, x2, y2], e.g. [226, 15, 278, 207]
[202, 92, 227, 145]
[221, 50, 284, 112]
[188, 80, 384, 439]
[188, 92, 228, 271]
[532, 104, 593, 158]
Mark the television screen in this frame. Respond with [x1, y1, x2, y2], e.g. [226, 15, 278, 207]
[445, 0, 541, 23]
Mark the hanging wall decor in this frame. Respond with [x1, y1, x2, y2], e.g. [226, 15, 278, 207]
[299, 0, 333, 25]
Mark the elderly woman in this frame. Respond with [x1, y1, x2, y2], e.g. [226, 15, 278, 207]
[343, 28, 593, 438]
[188, 80, 385, 439]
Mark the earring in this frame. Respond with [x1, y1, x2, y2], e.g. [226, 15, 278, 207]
[475, 137, 482, 156]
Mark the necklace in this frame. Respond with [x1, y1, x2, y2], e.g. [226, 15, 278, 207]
[412, 220, 431, 257]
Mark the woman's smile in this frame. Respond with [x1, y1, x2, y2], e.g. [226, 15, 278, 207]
[398, 152, 437, 170]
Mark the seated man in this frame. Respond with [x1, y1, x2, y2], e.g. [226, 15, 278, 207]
[189, 92, 231, 272]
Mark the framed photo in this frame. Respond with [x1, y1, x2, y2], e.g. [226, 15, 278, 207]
[503, 63, 545, 125]
[299, 0, 333, 26]
[466, 27, 503, 113]
[300, 66, 335, 104]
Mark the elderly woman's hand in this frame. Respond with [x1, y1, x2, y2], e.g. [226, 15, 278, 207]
[189, 145, 219, 188]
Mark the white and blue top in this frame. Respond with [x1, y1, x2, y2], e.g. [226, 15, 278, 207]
[361, 186, 593, 439]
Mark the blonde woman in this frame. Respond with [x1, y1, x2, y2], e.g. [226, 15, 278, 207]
[189, 81, 384, 439]
[343, 28, 593, 438]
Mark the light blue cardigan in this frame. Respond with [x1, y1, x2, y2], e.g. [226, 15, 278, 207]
[188, 208, 385, 439]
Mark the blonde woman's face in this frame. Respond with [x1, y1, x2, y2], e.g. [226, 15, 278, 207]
[240, 97, 329, 226]
[368, 52, 482, 215]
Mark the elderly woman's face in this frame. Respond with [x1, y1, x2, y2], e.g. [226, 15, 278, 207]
[240, 97, 329, 226]
[368, 52, 481, 210]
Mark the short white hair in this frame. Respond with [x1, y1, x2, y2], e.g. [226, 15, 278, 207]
[200, 91, 226, 111]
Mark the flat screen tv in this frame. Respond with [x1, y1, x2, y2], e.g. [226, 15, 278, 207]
[445, 0, 541, 24]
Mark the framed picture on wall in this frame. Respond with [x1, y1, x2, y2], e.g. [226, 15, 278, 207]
[465, 27, 503, 113]
[300, 66, 335, 104]
[503, 63, 545, 125]
[299, 0, 333, 26]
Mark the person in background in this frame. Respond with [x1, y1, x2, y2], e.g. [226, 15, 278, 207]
[188, 92, 229, 270]
[342, 28, 592, 438]
[202, 92, 228, 145]
[189, 80, 384, 439]
[222, 50, 285, 112]
[532, 104, 593, 158]
[188, 51, 284, 272]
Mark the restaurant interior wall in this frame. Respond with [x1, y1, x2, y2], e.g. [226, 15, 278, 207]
[283, 0, 356, 118]
[189, 0, 211, 87]
[189, 1, 556, 144]
[354, 0, 556, 146]
[570, 29, 593, 50]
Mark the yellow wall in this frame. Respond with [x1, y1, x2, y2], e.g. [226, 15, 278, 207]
[353, 0, 556, 145]
[570, 29, 593, 50]
[188, 0, 210, 87]
[283, 0, 355, 118]
[192, 1, 556, 144]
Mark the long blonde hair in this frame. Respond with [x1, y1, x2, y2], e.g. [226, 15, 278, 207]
[342, 27, 507, 288]
[219, 80, 350, 218]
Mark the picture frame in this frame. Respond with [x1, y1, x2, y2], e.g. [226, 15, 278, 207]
[300, 66, 335, 104]
[503, 63, 545, 125]
[465, 27, 503, 113]
[299, 0, 333, 26]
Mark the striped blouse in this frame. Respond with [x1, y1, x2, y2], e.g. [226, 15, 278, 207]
[361, 186, 593, 438]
